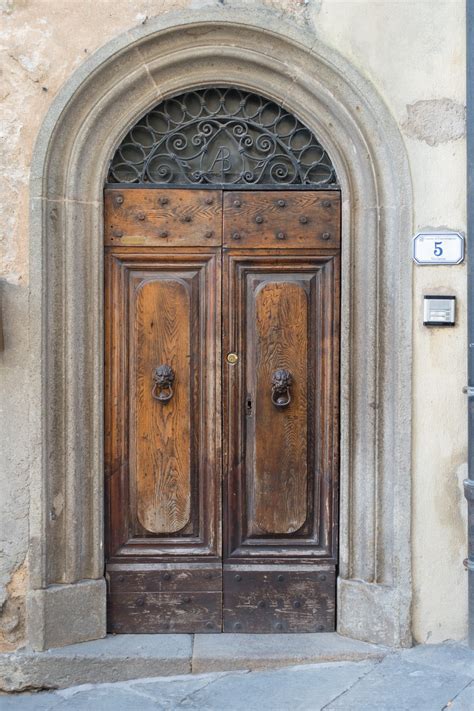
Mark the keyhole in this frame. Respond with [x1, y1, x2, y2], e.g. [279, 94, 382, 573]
[246, 396, 252, 416]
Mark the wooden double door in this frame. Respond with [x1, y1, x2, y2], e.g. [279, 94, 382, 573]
[104, 188, 340, 633]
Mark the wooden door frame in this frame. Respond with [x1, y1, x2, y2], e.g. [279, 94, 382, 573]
[27, 8, 413, 650]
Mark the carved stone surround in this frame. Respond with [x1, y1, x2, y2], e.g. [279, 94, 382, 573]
[27, 7, 413, 650]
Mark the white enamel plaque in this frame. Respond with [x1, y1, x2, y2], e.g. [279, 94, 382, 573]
[413, 231, 464, 265]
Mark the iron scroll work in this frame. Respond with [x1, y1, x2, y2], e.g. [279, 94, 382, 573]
[107, 88, 338, 188]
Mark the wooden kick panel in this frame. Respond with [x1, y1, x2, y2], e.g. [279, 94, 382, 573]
[223, 567, 336, 633]
[108, 565, 222, 634]
[108, 592, 222, 633]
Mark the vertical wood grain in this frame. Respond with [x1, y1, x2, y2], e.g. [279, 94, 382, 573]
[132, 277, 191, 534]
[250, 280, 308, 534]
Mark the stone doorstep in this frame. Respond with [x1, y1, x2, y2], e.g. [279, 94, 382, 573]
[0, 633, 388, 693]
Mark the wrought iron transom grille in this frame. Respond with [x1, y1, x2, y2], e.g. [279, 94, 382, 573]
[107, 88, 338, 187]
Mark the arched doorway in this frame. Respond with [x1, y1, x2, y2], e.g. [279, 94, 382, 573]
[27, 8, 412, 650]
[104, 88, 340, 633]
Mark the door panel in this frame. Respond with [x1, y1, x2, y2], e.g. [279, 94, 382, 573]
[108, 591, 223, 634]
[223, 191, 340, 249]
[133, 277, 191, 534]
[104, 188, 222, 247]
[223, 567, 336, 633]
[222, 246, 340, 632]
[223, 251, 340, 560]
[105, 248, 221, 633]
[252, 279, 308, 535]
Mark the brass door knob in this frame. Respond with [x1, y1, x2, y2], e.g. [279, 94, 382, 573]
[227, 353, 239, 364]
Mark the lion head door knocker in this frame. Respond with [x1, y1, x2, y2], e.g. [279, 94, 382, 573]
[152, 364, 175, 403]
[271, 368, 293, 408]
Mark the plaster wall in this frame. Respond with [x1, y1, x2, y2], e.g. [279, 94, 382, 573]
[0, 0, 467, 650]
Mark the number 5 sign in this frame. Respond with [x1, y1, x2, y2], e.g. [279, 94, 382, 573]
[413, 231, 464, 265]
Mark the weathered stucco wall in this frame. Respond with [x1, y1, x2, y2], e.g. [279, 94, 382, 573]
[0, 0, 467, 650]
[313, 0, 467, 644]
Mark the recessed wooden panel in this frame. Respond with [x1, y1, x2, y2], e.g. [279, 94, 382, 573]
[105, 248, 221, 558]
[223, 191, 340, 249]
[104, 189, 222, 246]
[223, 250, 340, 561]
[251, 280, 308, 534]
[132, 277, 191, 534]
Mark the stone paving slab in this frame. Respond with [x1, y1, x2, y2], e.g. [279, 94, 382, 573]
[450, 680, 474, 709]
[0, 693, 60, 711]
[191, 632, 387, 673]
[175, 661, 377, 710]
[325, 654, 473, 710]
[400, 640, 474, 678]
[123, 674, 229, 709]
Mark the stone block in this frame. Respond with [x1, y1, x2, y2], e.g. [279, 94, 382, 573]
[191, 632, 387, 673]
[26, 580, 106, 652]
[0, 634, 192, 692]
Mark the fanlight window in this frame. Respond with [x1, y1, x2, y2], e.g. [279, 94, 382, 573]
[107, 88, 338, 187]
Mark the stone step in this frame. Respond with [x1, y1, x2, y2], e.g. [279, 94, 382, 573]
[0, 633, 387, 692]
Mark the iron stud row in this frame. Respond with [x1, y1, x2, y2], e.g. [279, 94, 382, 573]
[113, 194, 215, 208]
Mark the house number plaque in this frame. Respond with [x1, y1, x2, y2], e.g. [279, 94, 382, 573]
[413, 231, 464, 265]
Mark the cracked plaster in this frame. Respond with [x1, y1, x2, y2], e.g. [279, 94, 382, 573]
[402, 99, 466, 147]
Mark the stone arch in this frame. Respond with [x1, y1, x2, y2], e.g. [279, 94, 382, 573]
[27, 7, 413, 650]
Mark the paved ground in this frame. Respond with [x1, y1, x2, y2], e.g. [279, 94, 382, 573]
[1, 641, 473, 710]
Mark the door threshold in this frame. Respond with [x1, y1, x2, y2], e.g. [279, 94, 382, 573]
[0, 634, 388, 692]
